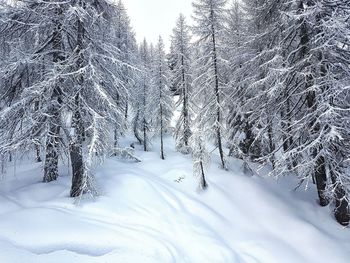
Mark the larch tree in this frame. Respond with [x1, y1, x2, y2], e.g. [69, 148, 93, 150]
[277, 0, 350, 225]
[225, 0, 350, 225]
[66, 0, 132, 197]
[0, 0, 134, 197]
[113, 0, 137, 148]
[192, 0, 229, 169]
[171, 14, 193, 154]
[150, 36, 174, 160]
[0, 0, 69, 183]
[132, 39, 152, 151]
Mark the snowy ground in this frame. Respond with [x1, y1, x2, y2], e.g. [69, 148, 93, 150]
[0, 135, 350, 263]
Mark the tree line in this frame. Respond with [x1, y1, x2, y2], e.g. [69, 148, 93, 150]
[0, 0, 349, 226]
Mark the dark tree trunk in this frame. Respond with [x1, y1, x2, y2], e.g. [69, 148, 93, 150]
[43, 123, 60, 182]
[267, 122, 275, 169]
[313, 154, 328, 206]
[143, 83, 148, 152]
[199, 161, 208, 190]
[308, 90, 328, 206]
[114, 128, 119, 150]
[159, 66, 165, 160]
[69, 103, 85, 197]
[70, 3, 85, 197]
[330, 169, 350, 226]
[34, 99, 42, 163]
[181, 55, 190, 150]
[240, 114, 254, 157]
[210, 8, 225, 169]
[160, 128, 165, 160]
[125, 101, 129, 120]
[143, 121, 147, 151]
[35, 145, 42, 162]
[43, 6, 63, 182]
[299, 1, 329, 206]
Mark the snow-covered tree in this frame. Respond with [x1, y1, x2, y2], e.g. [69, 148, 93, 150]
[113, 0, 137, 148]
[225, 0, 350, 225]
[66, 0, 133, 197]
[192, 0, 229, 169]
[171, 14, 193, 154]
[149, 37, 174, 159]
[0, 0, 134, 197]
[277, 0, 350, 225]
[132, 39, 152, 151]
[226, 0, 285, 163]
[0, 0, 69, 183]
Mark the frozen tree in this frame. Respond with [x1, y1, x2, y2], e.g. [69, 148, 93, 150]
[132, 39, 152, 151]
[65, 0, 132, 197]
[277, 0, 350, 225]
[226, 0, 285, 164]
[171, 14, 193, 154]
[113, 0, 137, 148]
[225, 0, 350, 225]
[225, 0, 249, 159]
[150, 36, 174, 160]
[0, 0, 134, 197]
[0, 0, 69, 183]
[192, 0, 229, 169]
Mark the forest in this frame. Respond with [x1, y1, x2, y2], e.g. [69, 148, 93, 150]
[0, 1, 349, 257]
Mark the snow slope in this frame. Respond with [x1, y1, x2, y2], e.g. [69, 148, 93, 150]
[0, 136, 349, 263]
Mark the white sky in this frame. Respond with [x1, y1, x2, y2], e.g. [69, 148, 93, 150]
[123, 0, 193, 48]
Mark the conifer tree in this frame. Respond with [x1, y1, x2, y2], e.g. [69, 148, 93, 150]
[0, 0, 135, 197]
[132, 39, 152, 151]
[192, 0, 229, 169]
[150, 37, 174, 159]
[171, 14, 193, 154]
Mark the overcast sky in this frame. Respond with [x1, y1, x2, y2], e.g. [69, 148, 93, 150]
[124, 0, 193, 48]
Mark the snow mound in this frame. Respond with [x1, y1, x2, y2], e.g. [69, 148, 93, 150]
[0, 136, 349, 263]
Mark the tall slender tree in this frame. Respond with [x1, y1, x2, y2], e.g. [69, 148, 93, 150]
[171, 14, 193, 154]
[192, 0, 228, 169]
[132, 39, 152, 151]
[150, 36, 174, 160]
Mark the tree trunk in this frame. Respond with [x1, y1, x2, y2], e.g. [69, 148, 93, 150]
[69, 101, 85, 197]
[143, 83, 148, 152]
[181, 55, 190, 149]
[313, 154, 328, 206]
[43, 5, 63, 182]
[159, 65, 165, 160]
[125, 101, 129, 120]
[70, 3, 85, 197]
[113, 129, 119, 156]
[43, 123, 60, 182]
[199, 161, 208, 190]
[240, 114, 254, 157]
[34, 100, 42, 163]
[210, 8, 225, 169]
[330, 169, 350, 226]
[299, 1, 329, 206]
[267, 122, 275, 169]
[143, 121, 147, 151]
[160, 128, 165, 160]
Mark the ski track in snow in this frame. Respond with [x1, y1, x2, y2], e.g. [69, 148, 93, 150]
[0, 136, 350, 263]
